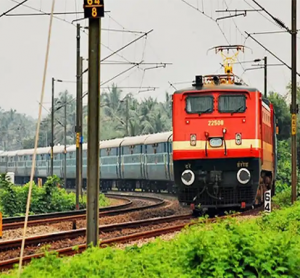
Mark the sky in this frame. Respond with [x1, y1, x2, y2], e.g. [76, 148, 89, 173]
[0, 0, 299, 119]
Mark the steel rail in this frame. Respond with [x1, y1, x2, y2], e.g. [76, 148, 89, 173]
[0, 212, 242, 271]
[2, 194, 131, 224]
[0, 214, 193, 252]
[2, 195, 165, 230]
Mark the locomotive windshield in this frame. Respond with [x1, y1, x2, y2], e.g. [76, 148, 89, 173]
[218, 95, 246, 113]
[185, 95, 213, 114]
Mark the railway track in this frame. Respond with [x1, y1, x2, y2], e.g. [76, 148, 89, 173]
[2, 194, 165, 230]
[0, 208, 261, 271]
[0, 214, 193, 252]
[2, 194, 131, 224]
[0, 213, 194, 271]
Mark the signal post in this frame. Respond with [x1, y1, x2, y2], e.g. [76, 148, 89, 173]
[76, 24, 83, 211]
[83, 0, 104, 247]
[0, 212, 2, 239]
[291, 0, 297, 204]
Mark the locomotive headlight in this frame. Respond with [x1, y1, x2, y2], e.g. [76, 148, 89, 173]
[237, 168, 251, 184]
[181, 169, 195, 186]
[235, 133, 242, 145]
[190, 134, 197, 146]
[209, 138, 223, 147]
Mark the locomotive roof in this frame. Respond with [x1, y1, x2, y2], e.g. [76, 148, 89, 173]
[174, 84, 259, 94]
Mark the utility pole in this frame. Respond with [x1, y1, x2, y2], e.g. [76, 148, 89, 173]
[84, 0, 104, 247]
[64, 91, 67, 188]
[291, 0, 297, 204]
[79, 57, 83, 199]
[45, 124, 48, 147]
[264, 56, 267, 98]
[51, 78, 54, 176]
[50, 78, 62, 176]
[75, 23, 82, 211]
[125, 96, 129, 136]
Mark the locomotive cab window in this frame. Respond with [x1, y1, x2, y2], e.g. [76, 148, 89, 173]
[185, 95, 213, 114]
[218, 95, 246, 113]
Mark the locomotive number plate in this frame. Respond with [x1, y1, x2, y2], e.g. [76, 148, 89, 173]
[208, 120, 224, 126]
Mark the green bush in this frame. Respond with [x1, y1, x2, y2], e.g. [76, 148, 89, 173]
[2, 203, 300, 277]
[257, 201, 300, 234]
[272, 188, 293, 208]
[0, 175, 110, 217]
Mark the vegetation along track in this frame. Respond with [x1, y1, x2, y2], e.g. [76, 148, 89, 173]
[0, 207, 263, 271]
[2, 194, 165, 230]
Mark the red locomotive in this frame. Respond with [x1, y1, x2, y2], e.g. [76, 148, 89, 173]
[172, 46, 278, 212]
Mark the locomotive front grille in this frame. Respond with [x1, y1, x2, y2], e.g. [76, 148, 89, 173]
[178, 185, 256, 207]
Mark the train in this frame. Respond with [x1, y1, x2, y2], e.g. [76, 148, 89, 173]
[0, 45, 278, 213]
[0, 132, 176, 193]
[173, 45, 278, 211]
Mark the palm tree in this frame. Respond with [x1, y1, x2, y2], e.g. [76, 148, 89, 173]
[102, 84, 122, 118]
[0, 84, 175, 150]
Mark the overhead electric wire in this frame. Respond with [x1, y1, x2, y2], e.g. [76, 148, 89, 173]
[44, 77, 159, 87]
[181, 0, 246, 71]
[137, 32, 149, 94]
[82, 29, 154, 75]
[102, 61, 171, 65]
[248, 30, 296, 35]
[243, 0, 284, 29]
[81, 63, 146, 99]
[6, 11, 83, 16]
[9, 0, 76, 24]
[246, 29, 300, 40]
[7, 0, 157, 69]
[222, 0, 246, 39]
[81, 28, 146, 66]
[6, 1, 139, 37]
[53, 62, 157, 108]
[218, 0, 246, 71]
[107, 13, 131, 31]
[101, 30, 153, 63]
[101, 28, 146, 34]
[251, 0, 290, 33]
[245, 31, 300, 77]
[0, 0, 28, 18]
[7, 0, 168, 107]
[74, 0, 78, 22]
[39, 102, 69, 127]
[181, 0, 215, 21]
[8, 0, 156, 84]
[100, 63, 142, 89]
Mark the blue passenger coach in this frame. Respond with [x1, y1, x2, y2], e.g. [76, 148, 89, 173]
[0, 131, 176, 193]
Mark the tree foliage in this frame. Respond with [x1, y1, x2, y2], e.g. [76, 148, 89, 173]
[267, 92, 290, 141]
[0, 108, 35, 151]
[99, 85, 172, 140]
[3, 84, 172, 149]
[0, 175, 110, 217]
[276, 140, 293, 192]
[268, 85, 300, 192]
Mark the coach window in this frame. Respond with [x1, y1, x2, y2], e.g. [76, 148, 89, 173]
[152, 143, 158, 154]
[218, 95, 246, 113]
[130, 145, 135, 155]
[185, 95, 214, 114]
